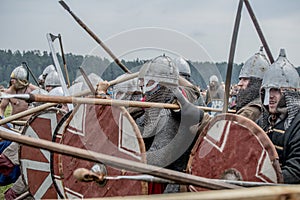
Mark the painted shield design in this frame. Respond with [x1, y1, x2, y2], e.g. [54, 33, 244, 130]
[207, 99, 224, 116]
[19, 108, 66, 199]
[52, 104, 147, 198]
[187, 113, 283, 191]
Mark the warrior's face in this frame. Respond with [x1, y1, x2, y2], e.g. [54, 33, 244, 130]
[268, 88, 282, 114]
[237, 77, 250, 90]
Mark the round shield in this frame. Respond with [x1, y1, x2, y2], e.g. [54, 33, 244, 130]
[187, 113, 283, 191]
[52, 104, 147, 198]
[19, 108, 66, 199]
[207, 99, 224, 116]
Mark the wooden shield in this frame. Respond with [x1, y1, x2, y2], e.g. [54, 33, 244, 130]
[19, 108, 66, 199]
[51, 104, 147, 198]
[187, 113, 283, 191]
[207, 99, 224, 116]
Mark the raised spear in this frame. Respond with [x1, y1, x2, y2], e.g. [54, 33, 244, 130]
[58, 0, 131, 74]
[223, 0, 243, 113]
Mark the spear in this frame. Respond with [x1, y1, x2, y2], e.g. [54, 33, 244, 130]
[223, 0, 243, 113]
[243, 0, 274, 63]
[0, 92, 235, 113]
[58, 0, 131, 74]
[73, 167, 284, 187]
[0, 72, 139, 125]
[21, 62, 39, 86]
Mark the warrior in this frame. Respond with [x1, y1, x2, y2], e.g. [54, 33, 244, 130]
[0, 65, 38, 123]
[137, 55, 203, 193]
[236, 46, 271, 121]
[205, 74, 224, 105]
[44, 70, 61, 92]
[0, 65, 38, 199]
[257, 49, 300, 184]
[38, 64, 56, 89]
[173, 56, 206, 106]
[44, 70, 69, 111]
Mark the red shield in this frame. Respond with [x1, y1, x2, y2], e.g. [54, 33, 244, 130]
[19, 108, 66, 199]
[52, 104, 147, 198]
[187, 113, 283, 191]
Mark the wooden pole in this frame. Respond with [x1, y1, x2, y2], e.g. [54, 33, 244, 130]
[244, 0, 274, 63]
[92, 185, 300, 200]
[0, 127, 239, 190]
[0, 73, 139, 125]
[223, 0, 243, 113]
[25, 94, 235, 113]
[59, 0, 131, 74]
[0, 103, 57, 126]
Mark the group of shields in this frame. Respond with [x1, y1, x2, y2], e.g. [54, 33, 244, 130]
[17, 100, 282, 198]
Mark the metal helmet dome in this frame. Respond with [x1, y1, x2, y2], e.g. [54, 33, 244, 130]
[42, 65, 56, 77]
[138, 55, 178, 93]
[239, 47, 270, 79]
[10, 66, 28, 81]
[261, 49, 300, 105]
[173, 57, 191, 76]
[45, 71, 61, 87]
[209, 75, 219, 83]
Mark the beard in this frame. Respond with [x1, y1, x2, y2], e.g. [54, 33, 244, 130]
[236, 77, 262, 111]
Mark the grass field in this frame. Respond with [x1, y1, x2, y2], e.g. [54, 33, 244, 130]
[0, 184, 12, 199]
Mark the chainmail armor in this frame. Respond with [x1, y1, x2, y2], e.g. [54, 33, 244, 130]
[258, 89, 300, 131]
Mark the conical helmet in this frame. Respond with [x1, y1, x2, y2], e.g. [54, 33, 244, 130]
[10, 66, 28, 81]
[261, 49, 300, 105]
[239, 46, 270, 79]
[138, 55, 179, 93]
[173, 57, 191, 77]
[45, 71, 61, 87]
[42, 65, 56, 77]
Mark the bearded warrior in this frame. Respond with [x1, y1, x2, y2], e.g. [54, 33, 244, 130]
[236, 47, 271, 121]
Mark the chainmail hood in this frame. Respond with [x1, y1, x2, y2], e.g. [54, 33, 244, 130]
[258, 89, 300, 130]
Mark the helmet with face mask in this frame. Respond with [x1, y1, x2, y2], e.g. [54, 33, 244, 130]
[10, 65, 29, 89]
[261, 49, 300, 106]
[113, 74, 141, 100]
[138, 55, 179, 94]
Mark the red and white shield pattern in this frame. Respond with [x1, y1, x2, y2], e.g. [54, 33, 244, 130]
[187, 113, 282, 191]
[20, 108, 66, 199]
[52, 104, 147, 198]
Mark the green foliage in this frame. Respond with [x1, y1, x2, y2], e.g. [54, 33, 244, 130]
[2, 49, 298, 90]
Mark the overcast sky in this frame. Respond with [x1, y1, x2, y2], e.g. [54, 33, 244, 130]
[1, 0, 300, 66]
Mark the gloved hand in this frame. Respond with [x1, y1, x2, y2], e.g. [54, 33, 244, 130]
[172, 87, 204, 128]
